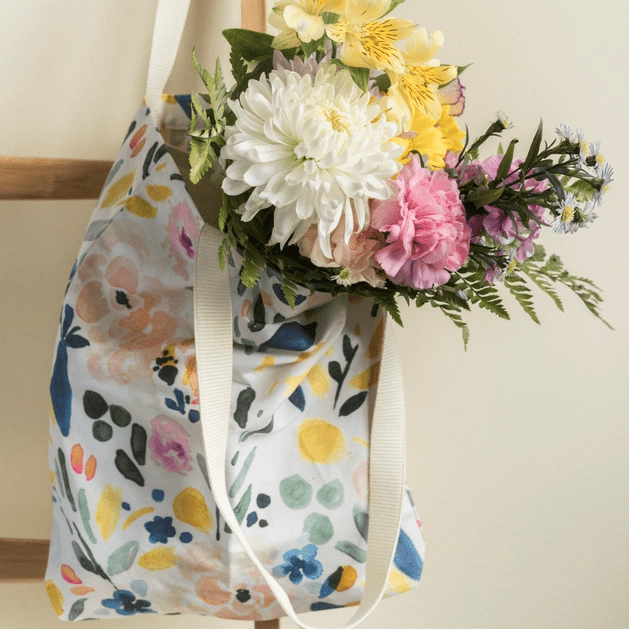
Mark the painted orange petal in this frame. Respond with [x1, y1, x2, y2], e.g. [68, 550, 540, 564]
[70, 444, 83, 474]
[61, 564, 82, 585]
[71, 586, 95, 596]
[129, 124, 147, 150]
[84, 455, 97, 481]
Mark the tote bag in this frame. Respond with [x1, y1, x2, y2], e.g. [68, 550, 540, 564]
[44, 0, 425, 623]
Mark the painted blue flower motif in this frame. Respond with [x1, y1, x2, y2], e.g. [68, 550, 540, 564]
[144, 515, 176, 543]
[101, 590, 155, 615]
[277, 544, 323, 585]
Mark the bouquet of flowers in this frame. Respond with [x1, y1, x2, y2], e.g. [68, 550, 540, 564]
[188, 0, 613, 346]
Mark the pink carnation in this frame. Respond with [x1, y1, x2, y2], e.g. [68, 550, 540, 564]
[149, 415, 192, 474]
[371, 155, 471, 290]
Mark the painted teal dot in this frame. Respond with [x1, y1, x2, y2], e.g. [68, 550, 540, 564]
[303, 513, 333, 544]
[179, 532, 193, 543]
[152, 489, 165, 502]
[247, 512, 258, 527]
[121, 502, 131, 511]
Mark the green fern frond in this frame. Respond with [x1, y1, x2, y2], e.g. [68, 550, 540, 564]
[456, 272, 510, 320]
[504, 273, 540, 324]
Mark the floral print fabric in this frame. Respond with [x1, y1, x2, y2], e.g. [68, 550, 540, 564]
[45, 97, 425, 621]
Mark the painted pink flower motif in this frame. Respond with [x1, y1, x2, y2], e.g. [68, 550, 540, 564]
[167, 202, 201, 280]
[371, 155, 471, 290]
[296, 209, 386, 288]
[148, 415, 192, 474]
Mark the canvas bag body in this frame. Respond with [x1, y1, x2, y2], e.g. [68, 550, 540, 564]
[44, 93, 425, 622]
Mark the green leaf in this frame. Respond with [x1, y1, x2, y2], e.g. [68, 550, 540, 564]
[346, 66, 371, 92]
[223, 29, 274, 61]
[522, 119, 543, 178]
[373, 73, 391, 92]
[322, 11, 340, 24]
[300, 34, 325, 57]
[466, 186, 505, 209]
[495, 138, 518, 182]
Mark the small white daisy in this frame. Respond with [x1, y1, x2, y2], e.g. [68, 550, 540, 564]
[556, 124, 574, 142]
[553, 193, 578, 234]
[575, 129, 589, 168]
[331, 268, 353, 286]
[496, 110, 513, 130]
[592, 162, 614, 205]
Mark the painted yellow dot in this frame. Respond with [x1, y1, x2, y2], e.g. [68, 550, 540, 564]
[298, 419, 346, 464]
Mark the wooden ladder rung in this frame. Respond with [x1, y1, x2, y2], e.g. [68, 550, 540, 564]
[0, 156, 113, 200]
[0, 538, 50, 583]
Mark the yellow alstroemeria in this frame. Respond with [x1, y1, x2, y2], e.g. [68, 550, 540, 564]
[326, 0, 415, 73]
[269, 0, 346, 49]
[393, 105, 465, 170]
[386, 28, 457, 126]
[436, 104, 466, 155]
[394, 109, 446, 170]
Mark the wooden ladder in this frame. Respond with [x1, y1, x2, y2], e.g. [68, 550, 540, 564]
[0, 2, 278, 628]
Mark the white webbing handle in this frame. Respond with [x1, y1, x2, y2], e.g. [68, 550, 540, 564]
[193, 224, 407, 628]
[145, 0, 192, 126]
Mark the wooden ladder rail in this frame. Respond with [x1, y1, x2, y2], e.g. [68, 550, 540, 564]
[0, 2, 277, 628]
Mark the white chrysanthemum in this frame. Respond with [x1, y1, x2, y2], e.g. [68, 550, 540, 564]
[221, 64, 403, 258]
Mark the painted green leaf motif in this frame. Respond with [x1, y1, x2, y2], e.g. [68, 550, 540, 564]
[240, 418, 273, 442]
[58, 449, 76, 512]
[233, 484, 252, 525]
[107, 540, 140, 576]
[234, 387, 256, 428]
[109, 404, 132, 427]
[114, 450, 145, 486]
[328, 361, 343, 383]
[71, 541, 97, 575]
[131, 423, 147, 465]
[68, 598, 86, 621]
[352, 506, 369, 542]
[77, 489, 97, 544]
[197, 454, 211, 490]
[339, 392, 368, 417]
[335, 540, 366, 563]
[229, 447, 256, 498]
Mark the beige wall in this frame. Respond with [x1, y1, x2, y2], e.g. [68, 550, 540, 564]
[1, 1, 627, 628]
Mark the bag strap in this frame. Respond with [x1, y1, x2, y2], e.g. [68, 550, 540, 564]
[145, 0, 192, 126]
[194, 224, 407, 628]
